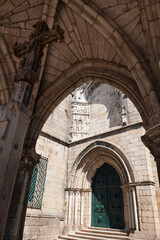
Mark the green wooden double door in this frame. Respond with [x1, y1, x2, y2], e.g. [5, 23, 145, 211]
[91, 163, 124, 229]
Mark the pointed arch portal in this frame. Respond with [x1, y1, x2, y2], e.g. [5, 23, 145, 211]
[66, 141, 139, 232]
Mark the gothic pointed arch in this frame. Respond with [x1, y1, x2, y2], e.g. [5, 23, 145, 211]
[27, 60, 148, 148]
[67, 140, 135, 190]
[61, 0, 160, 118]
[65, 141, 139, 231]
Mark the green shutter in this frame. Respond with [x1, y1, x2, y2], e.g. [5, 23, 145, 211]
[28, 156, 48, 209]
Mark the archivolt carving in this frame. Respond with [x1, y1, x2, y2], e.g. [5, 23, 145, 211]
[68, 141, 135, 190]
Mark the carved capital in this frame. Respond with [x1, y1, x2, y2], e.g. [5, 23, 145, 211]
[10, 81, 33, 107]
[121, 184, 133, 193]
[19, 148, 41, 170]
[14, 69, 38, 86]
[141, 123, 160, 161]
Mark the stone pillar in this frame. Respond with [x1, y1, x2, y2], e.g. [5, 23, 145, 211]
[121, 184, 139, 231]
[4, 149, 40, 240]
[68, 191, 73, 225]
[80, 191, 85, 226]
[0, 20, 64, 239]
[0, 83, 33, 239]
[64, 188, 91, 232]
[87, 190, 92, 227]
[74, 190, 78, 226]
[136, 183, 160, 236]
[132, 188, 139, 231]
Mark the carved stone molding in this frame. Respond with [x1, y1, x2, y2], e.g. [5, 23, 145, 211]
[115, 89, 128, 126]
[121, 184, 133, 193]
[70, 86, 89, 141]
[65, 188, 91, 193]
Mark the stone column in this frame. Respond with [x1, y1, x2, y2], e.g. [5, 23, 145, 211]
[0, 82, 33, 239]
[74, 190, 78, 226]
[4, 149, 40, 240]
[121, 184, 139, 231]
[80, 191, 85, 226]
[87, 190, 92, 227]
[132, 188, 139, 231]
[68, 191, 73, 225]
[0, 20, 64, 239]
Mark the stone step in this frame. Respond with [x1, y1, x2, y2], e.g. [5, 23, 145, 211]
[58, 227, 130, 240]
[88, 227, 127, 233]
[81, 228, 128, 236]
[59, 236, 129, 240]
[69, 232, 130, 240]
[59, 236, 92, 240]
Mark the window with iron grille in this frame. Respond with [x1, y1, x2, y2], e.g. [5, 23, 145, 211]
[28, 156, 48, 209]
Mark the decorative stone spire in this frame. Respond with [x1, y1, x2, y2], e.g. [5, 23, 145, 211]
[70, 86, 89, 141]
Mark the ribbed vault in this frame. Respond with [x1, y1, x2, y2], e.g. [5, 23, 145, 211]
[0, 0, 160, 147]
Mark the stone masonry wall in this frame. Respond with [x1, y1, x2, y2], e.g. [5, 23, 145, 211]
[89, 84, 117, 135]
[23, 93, 71, 240]
[88, 84, 142, 137]
[67, 124, 155, 185]
[126, 97, 142, 124]
[23, 135, 68, 240]
[67, 123, 160, 238]
[42, 95, 71, 143]
[23, 84, 159, 240]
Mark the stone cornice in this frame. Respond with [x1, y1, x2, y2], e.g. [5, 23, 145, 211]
[40, 121, 143, 148]
[121, 181, 155, 192]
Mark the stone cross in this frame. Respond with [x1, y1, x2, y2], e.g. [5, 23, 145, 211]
[11, 20, 64, 107]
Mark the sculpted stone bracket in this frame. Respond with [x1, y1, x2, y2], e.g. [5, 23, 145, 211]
[13, 20, 64, 86]
[19, 148, 41, 170]
[141, 123, 160, 161]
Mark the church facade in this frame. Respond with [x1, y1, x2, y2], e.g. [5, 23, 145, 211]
[0, 1, 160, 240]
[23, 83, 160, 240]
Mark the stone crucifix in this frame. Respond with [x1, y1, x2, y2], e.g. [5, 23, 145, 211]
[0, 20, 64, 239]
[11, 20, 64, 107]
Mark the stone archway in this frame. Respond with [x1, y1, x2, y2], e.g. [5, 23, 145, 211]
[0, 1, 160, 239]
[65, 141, 139, 233]
[27, 60, 149, 148]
